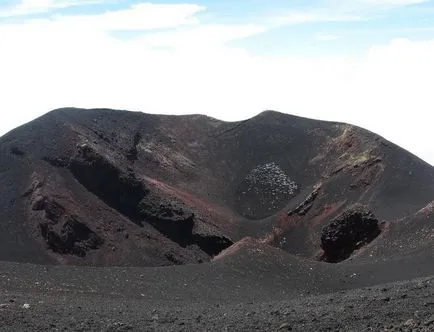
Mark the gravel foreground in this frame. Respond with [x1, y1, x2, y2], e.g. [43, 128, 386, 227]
[0, 275, 432, 331]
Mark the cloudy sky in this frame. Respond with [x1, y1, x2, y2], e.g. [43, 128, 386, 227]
[0, 0, 433, 165]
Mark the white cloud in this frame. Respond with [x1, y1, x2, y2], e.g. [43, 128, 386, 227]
[0, 4, 433, 165]
[269, 11, 363, 27]
[0, 0, 105, 17]
[1, 3, 205, 30]
[135, 24, 265, 47]
[52, 3, 205, 31]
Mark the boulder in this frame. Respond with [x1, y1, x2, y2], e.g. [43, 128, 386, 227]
[321, 205, 381, 262]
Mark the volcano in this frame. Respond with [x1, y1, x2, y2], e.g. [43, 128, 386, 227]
[0, 108, 433, 331]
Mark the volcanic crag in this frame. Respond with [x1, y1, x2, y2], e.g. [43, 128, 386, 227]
[0, 108, 433, 331]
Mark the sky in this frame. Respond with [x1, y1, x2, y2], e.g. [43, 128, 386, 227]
[0, 0, 433, 165]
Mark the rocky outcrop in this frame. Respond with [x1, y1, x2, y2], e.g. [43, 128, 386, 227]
[39, 215, 103, 257]
[69, 143, 149, 225]
[320, 205, 381, 263]
[288, 185, 321, 217]
[69, 143, 233, 258]
[31, 194, 103, 257]
[138, 197, 233, 256]
[126, 132, 141, 162]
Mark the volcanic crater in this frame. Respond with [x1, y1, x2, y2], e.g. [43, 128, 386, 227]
[0, 108, 433, 268]
[1, 108, 433, 331]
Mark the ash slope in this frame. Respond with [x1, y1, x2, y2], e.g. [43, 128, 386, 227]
[0, 107, 433, 269]
[0, 247, 433, 331]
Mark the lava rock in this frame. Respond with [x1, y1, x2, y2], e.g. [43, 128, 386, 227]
[321, 205, 381, 263]
[39, 216, 103, 257]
